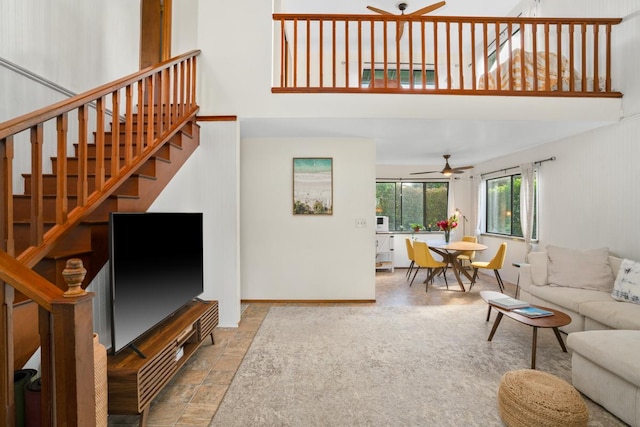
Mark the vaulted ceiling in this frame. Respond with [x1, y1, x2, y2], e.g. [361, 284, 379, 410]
[239, 1, 619, 170]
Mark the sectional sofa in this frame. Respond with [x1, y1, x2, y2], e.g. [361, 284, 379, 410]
[518, 245, 640, 426]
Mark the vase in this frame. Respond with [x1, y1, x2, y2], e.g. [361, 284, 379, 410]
[94, 334, 108, 427]
[444, 230, 450, 243]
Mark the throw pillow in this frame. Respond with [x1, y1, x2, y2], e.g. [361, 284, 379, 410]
[546, 245, 614, 291]
[611, 259, 640, 304]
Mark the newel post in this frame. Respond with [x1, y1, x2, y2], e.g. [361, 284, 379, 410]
[49, 258, 95, 425]
[50, 293, 95, 426]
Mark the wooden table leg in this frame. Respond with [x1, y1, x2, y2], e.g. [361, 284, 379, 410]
[553, 327, 567, 352]
[531, 326, 538, 369]
[458, 260, 476, 283]
[487, 312, 503, 341]
[448, 257, 466, 292]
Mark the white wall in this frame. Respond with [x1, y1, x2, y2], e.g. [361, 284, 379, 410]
[476, 113, 640, 258]
[172, 0, 199, 55]
[149, 121, 241, 327]
[0, 0, 139, 104]
[241, 137, 376, 300]
[0, 0, 141, 191]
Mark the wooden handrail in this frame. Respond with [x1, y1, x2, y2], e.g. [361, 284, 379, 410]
[0, 251, 63, 311]
[0, 50, 200, 269]
[272, 14, 622, 97]
[0, 50, 201, 140]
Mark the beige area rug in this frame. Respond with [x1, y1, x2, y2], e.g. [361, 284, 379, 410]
[211, 305, 625, 427]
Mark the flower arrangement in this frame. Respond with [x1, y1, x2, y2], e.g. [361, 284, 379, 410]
[437, 215, 458, 242]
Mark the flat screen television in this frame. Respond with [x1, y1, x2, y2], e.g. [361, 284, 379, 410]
[108, 212, 204, 355]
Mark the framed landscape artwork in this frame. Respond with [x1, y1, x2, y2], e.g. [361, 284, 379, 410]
[293, 157, 333, 215]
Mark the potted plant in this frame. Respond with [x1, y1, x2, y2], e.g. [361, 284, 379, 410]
[410, 223, 423, 233]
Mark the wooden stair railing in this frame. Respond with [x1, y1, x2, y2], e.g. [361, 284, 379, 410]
[0, 49, 200, 426]
[272, 14, 622, 97]
[1, 252, 95, 426]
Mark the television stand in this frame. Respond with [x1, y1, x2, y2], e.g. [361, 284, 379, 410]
[107, 299, 219, 426]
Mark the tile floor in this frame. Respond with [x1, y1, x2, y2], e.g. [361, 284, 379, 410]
[107, 267, 517, 426]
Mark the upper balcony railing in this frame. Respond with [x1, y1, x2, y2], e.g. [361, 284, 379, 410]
[272, 14, 622, 97]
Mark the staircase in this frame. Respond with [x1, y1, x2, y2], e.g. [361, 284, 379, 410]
[13, 112, 200, 367]
[0, 50, 201, 426]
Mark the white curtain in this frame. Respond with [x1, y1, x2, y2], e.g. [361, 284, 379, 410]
[448, 178, 456, 218]
[519, 162, 535, 255]
[473, 175, 485, 236]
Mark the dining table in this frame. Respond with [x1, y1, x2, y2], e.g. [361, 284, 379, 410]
[427, 240, 488, 292]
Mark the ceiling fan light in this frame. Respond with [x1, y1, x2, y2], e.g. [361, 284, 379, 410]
[443, 171, 452, 176]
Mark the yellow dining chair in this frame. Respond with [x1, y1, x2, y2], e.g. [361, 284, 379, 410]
[470, 242, 507, 292]
[410, 241, 448, 292]
[457, 235, 478, 269]
[405, 238, 416, 281]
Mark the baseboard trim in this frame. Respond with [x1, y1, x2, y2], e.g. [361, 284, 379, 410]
[241, 299, 376, 304]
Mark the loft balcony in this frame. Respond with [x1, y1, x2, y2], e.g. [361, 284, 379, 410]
[272, 13, 622, 98]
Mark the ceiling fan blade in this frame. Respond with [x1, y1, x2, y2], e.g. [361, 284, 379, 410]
[453, 165, 474, 170]
[451, 169, 466, 174]
[410, 170, 438, 175]
[366, 5, 394, 15]
[408, 1, 446, 16]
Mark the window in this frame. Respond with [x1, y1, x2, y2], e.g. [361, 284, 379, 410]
[362, 68, 436, 88]
[485, 173, 537, 238]
[376, 181, 449, 231]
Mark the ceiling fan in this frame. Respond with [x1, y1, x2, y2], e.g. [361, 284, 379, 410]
[366, 1, 446, 42]
[410, 155, 474, 176]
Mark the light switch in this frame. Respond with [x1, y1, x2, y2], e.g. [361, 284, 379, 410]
[355, 218, 367, 228]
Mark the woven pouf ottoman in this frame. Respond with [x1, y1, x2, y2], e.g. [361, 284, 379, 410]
[498, 369, 588, 427]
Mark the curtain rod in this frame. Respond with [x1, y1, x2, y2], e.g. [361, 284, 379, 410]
[480, 156, 556, 178]
[376, 177, 451, 182]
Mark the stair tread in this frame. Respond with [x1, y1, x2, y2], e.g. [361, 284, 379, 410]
[21, 172, 157, 180]
[13, 193, 140, 200]
[50, 153, 173, 160]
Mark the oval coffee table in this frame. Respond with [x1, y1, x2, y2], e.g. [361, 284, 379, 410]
[481, 292, 571, 369]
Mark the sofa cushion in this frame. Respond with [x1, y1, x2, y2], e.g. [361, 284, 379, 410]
[546, 245, 614, 291]
[527, 251, 549, 286]
[611, 259, 640, 304]
[609, 256, 622, 279]
[567, 330, 640, 388]
[528, 284, 613, 314]
[579, 300, 640, 330]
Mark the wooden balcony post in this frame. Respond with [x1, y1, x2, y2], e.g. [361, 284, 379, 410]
[0, 139, 15, 426]
[111, 90, 121, 178]
[56, 114, 69, 225]
[0, 282, 15, 427]
[0, 137, 15, 255]
[30, 125, 44, 246]
[95, 97, 106, 191]
[76, 107, 89, 206]
[50, 293, 95, 426]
